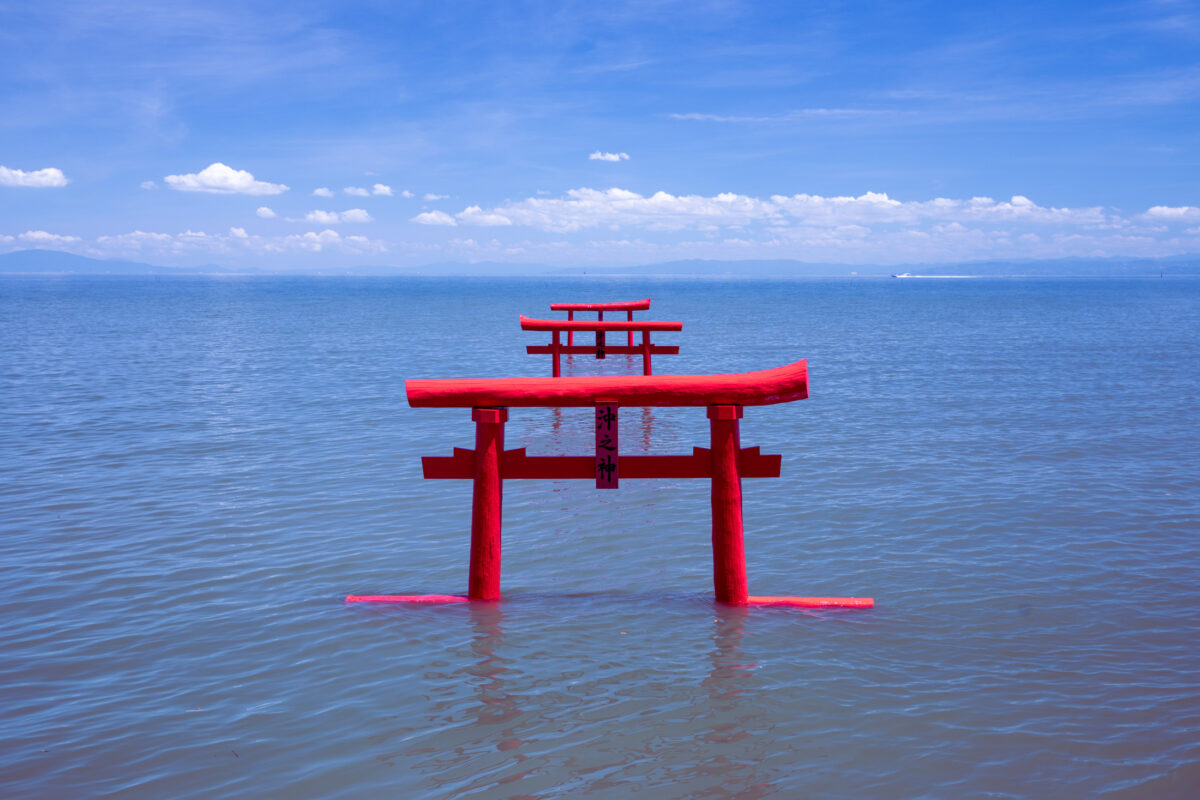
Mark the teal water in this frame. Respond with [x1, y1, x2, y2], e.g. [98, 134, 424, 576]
[2, 276, 1198, 798]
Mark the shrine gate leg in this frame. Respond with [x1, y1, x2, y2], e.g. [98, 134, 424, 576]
[469, 407, 507, 600]
[709, 405, 748, 604]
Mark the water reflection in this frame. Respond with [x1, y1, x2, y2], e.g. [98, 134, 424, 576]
[639, 407, 655, 453]
[395, 599, 787, 797]
[558, 352, 639, 376]
[407, 604, 537, 794]
[704, 604, 757, 702]
[463, 603, 522, 734]
[682, 605, 778, 797]
[701, 604, 759, 750]
[544, 406, 657, 455]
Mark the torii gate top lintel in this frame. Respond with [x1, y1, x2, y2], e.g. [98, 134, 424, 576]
[549, 298, 651, 312]
[519, 314, 682, 333]
[406, 358, 808, 408]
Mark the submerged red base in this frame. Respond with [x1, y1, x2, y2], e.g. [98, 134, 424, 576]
[345, 594, 470, 604]
[345, 594, 873, 608]
[746, 596, 874, 608]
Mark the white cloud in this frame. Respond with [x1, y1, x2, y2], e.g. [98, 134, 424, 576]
[96, 231, 175, 250]
[263, 229, 384, 254]
[313, 187, 334, 198]
[256, 206, 277, 219]
[589, 151, 630, 162]
[306, 210, 340, 224]
[19, 229, 81, 245]
[457, 205, 514, 226]
[304, 208, 374, 224]
[372, 183, 393, 196]
[230, 227, 248, 239]
[0, 166, 70, 188]
[279, 229, 344, 252]
[140, 180, 158, 190]
[399, 190, 415, 198]
[424, 193, 448, 201]
[344, 186, 370, 197]
[411, 210, 457, 226]
[1144, 205, 1200, 221]
[164, 163, 288, 195]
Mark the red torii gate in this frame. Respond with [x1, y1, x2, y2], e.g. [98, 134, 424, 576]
[550, 298, 651, 348]
[347, 359, 873, 609]
[521, 315, 681, 377]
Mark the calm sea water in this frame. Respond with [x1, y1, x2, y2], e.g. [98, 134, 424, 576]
[2, 275, 1197, 799]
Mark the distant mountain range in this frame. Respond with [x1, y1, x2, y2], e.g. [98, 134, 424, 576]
[2, 248, 1197, 277]
[0, 249, 232, 275]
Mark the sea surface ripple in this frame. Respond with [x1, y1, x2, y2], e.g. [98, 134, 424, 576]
[2, 275, 1198, 798]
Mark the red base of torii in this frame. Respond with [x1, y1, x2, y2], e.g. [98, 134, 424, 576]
[345, 596, 875, 608]
[347, 360, 872, 610]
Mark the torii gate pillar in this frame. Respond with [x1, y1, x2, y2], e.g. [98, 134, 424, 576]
[469, 407, 507, 600]
[709, 405, 748, 604]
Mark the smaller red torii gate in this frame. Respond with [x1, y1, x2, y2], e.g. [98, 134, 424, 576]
[550, 298, 651, 348]
[347, 359, 872, 610]
[521, 315, 681, 377]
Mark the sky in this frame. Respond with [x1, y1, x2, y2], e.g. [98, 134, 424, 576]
[2, 0, 1199, 270]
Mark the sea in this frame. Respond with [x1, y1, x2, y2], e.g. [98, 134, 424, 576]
[2, 275, 1197, 799]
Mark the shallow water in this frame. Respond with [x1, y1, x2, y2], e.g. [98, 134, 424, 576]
[2, 275, 1198, 798]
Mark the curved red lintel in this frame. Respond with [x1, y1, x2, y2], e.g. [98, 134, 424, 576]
[549, 298, 651, 312]
[407, 359, 808, 408]
[520, 315, 682, 332]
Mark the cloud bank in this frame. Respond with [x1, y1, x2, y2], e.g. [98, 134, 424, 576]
[397, 187, 1200, 265]
[6, 188, 1199, 268]
[427, 188, 1111, 234]
[88, 227, 386, 257]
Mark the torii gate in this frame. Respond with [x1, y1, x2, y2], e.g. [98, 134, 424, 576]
[521, 315, 682, 376]
[550, 298, 651, 347]
[346, 359, 872, 609]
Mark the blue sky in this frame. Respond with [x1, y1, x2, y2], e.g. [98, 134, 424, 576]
[2, 0, 1199, 269]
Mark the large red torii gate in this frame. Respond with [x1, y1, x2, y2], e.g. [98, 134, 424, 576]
[347, 359, 872, 609]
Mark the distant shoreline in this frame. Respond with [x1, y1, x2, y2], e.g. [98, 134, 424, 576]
[2, 248, 1198, 279]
